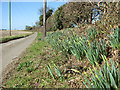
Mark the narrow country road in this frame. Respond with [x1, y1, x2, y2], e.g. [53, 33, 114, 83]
[0, 32, 37, 84]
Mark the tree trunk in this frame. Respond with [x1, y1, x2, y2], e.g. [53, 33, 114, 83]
[43, 0, 46, 37]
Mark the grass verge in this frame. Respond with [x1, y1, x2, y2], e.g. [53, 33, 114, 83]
[2, 29, 119, 88]
[2, 33, 73, 88]
[0, 32, 33, 43]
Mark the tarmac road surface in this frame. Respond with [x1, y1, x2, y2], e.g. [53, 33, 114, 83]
[0, 32, 37, 85]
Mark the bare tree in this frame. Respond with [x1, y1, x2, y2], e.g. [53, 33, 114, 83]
[43, 0, 46, 37]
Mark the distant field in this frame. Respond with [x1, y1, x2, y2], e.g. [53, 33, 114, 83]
[0, 30, 32, 37]
[0, 30, 33, 43]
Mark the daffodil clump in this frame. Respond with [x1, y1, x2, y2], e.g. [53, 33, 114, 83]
[46, 26, 119, 88]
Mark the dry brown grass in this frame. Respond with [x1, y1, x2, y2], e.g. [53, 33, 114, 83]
[0, 30, 32, 38]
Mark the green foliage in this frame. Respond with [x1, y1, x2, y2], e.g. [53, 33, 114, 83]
[108, 26, 120, 49]
[85, 39, 108, 65]
[46, 9, 53, 19]
[47, 64, 55, 80]
[46, 28, 108, 64]
[4, 33, 69, 88]
[39, 9, 53, 26]
[82, 55, 119, 88]
[27, 67, 34, 73]
[54, 7, 63, 30]
[47, 64, 64, 81]
[46, 2, 100, 31]
[17, 61, 32, 71]
[39, 15, 43, 26]
[25, 26, 32, 30]
[47, 31, 63, 51]
[51, 26, 56, 31]
[66, 34, 87, 61]
[85, 27, 99, 41]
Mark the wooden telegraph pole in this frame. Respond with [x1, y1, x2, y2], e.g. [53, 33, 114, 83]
[43, 0, 46, 37]
[9, 0, 11, 36]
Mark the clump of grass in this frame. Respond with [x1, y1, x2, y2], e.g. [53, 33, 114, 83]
[17, 61, 33, 71]
[27, 67, 34, 73]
